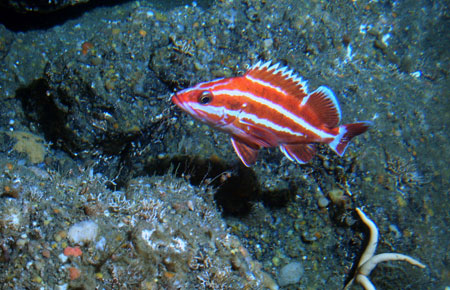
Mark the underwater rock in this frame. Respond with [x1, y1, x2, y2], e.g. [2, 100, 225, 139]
[0, 0, 89, 13]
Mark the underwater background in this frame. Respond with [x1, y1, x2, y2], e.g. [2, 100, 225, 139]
[0, 0, 448, 289]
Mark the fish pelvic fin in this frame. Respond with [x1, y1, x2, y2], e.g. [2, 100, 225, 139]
[329, 121, 372, 156]
[231, 138, 259, 167]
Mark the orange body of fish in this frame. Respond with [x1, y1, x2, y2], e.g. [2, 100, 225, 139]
[172, 61, 371, 166]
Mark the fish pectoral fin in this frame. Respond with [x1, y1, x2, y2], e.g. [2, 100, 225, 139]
[279, 143, 316, 164]
[238, 120, 279, 147]
[230, 138, 259, 167]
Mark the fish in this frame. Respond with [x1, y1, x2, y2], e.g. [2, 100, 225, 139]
[172, 60, 371, 167]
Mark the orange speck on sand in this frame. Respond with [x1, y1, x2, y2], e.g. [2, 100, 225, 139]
[81, 41, 94, 55]
[63, 246, 82, 257]
[6, 163, 14, 171]
[69, 267, 81, 280]
[163, 271, 176, 279]
[139, 29, 147, 37]
[42, 249, 51, 258]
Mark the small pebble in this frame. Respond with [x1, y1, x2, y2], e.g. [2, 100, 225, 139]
[58, 253, 68, 263]
[54, 230, 67, 242]
[263, 38, 273, 48]
[389, 224, 402, 239]
[16, 238, 27, 247]
[318, 196, 330, 208]
[278, 261, 304, 286]
[31, 276, 42, 283]
[328, 188, 344, 204]
[301, 231, 317, 243]
[42, 249, 51, 258]
[187, 200, 194, 211]
[55, 284, 68, 290]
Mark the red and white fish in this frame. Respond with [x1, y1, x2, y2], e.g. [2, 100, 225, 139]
[172, 61, 371, 167]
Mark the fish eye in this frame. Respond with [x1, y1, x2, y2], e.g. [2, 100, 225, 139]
[199, 91, 213, 104]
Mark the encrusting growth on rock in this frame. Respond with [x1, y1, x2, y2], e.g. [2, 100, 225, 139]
[344, 208, 426, 290]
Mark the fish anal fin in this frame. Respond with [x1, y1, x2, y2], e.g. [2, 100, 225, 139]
[245, 61, 309, 99]
[280, 143, 316, 164]
[231, 138, 259, 167]
[302, 86, 341, 128]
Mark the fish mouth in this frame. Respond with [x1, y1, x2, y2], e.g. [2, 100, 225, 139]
[172, 92, 190, 112]
[171, 93, 199, 118]
[172, 93, 190, 113]
[171, 92, 181, 106]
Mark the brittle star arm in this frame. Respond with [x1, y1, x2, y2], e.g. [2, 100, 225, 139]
[343, 208, 426, 290]
[355, 208, 378, 268]
[359, 252, 426, 276]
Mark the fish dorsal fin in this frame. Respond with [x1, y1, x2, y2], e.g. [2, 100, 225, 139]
[244, 61, 309, 99]
[301, 86, 341, 128]
[230, 138, 259, 167]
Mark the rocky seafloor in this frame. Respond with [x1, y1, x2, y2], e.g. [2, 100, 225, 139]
[0, 0, 448, 289]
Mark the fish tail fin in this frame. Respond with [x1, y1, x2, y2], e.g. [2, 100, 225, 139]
[329, 121, 372, 156]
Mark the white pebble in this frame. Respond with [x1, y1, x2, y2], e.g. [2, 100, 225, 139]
[58, 253, 68, 263]
[278, 261, 304, 286]
[55, 283, 68, 290]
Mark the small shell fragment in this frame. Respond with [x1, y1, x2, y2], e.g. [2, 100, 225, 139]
[187, 200, 194, 211]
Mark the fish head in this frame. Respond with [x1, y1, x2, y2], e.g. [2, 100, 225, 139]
[172, 79, 239, 129]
